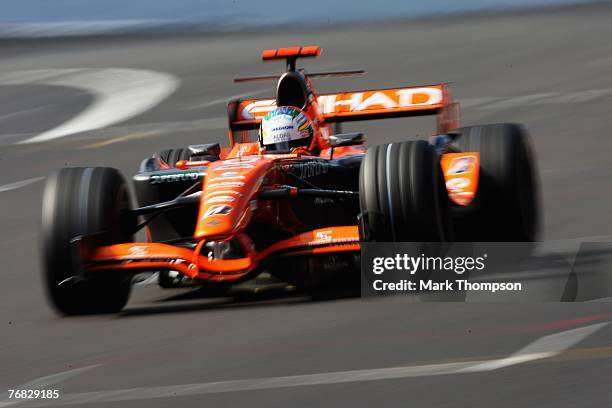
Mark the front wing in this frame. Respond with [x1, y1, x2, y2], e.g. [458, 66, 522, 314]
[86, 226, 360, 282]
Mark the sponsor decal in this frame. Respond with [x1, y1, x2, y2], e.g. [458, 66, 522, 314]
[209, 171, 245, 182]
[205, 195, 236, 204]
[265, 153, 298, 159]
[314, 230, 333, 243]
[238, 144, 255, 156]
[269, 132, 292, 143]
[210, 176, 245, 182]
[128, 245, 149, 256]
[207, 181, 245, 189]
[205, 190, 242, 198]
[214, 157, 261, 171]
[203, 204, 233, 218]
[319, 87, 443, 114]
[150, 171, 202, 184]
[239, 86, 444, 120]
[271, 125, 294, 132]
[215, 164, 255, 171]
[446, 156, 477, 175]
[446, 177, 471, 193]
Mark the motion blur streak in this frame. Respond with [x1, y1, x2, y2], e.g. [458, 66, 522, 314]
[0, 177, 43, 193]
[459, 322, 609, 372]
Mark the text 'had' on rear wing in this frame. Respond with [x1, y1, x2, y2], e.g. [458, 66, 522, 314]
[227, 84, 460, 136]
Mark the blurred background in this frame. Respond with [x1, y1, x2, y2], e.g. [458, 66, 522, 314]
[0, 0, 596, 37]
[2, 1, 612, 407]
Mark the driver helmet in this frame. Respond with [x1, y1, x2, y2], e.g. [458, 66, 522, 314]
[259, 106, 314, 153]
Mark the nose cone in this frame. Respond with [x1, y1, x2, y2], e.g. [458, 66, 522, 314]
[195, 156, 273, 239]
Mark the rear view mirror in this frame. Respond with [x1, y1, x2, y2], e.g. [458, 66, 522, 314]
[328, 132, 365, 148]
[188, 143, 221, 159]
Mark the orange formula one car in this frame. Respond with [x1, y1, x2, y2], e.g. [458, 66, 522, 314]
[41, 46, 539, 314]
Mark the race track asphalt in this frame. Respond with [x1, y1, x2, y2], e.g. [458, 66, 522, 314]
[1, 3, 612, 407]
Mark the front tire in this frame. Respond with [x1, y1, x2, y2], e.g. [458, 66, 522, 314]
[452, 123, 540, 241]
[41, 167, 133, 315]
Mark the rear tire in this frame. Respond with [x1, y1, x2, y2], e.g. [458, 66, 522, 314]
[359, 140, 450, 242]
[155, 148, 219, 167]
[41, 167, 133, 315]
[452, 123, 540, 241]
[155, 148, 191, 167]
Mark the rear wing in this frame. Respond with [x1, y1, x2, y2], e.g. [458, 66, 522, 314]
[227, 84, 460, 144]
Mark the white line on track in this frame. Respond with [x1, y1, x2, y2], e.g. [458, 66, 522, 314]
[459, 322, 609, 372]
[0, 177, 44, 193]
[79, 131, 158, 150]
[0, 106, 50, 122]
[0, 69, 179, 144]
[12, 322, 608, 406]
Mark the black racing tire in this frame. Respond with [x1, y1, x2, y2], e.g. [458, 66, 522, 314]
[155, 148, 218, 168]
[155, 148, 191, 167]
[359, 140, 450, 242]
[41, 167, 133, 315]
[194, 155, 221, 163]
[452, 123, 540, 241]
